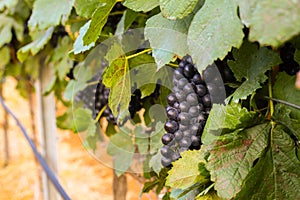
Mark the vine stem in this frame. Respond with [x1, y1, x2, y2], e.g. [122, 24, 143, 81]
[94, 105, 107, 123]
[168, 62, 179, 67]
[126, 49, 152, 60]
[264, 96, 300, 110]
[268, 71, 274, 118]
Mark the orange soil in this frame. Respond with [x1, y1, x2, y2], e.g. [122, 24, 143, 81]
[0, 78, 157, 200]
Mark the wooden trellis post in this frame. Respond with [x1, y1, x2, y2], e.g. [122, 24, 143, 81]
[36, 64, 59, 200]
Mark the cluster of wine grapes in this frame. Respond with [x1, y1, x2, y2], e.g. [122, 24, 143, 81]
[279, 43, 300, 75]
[160, 55, 212, 167]
[75, 77, 116, 124]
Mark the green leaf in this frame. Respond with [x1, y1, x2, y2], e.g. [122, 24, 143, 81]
[74, 0, 104, 18]
[0, 0, 18, 11]
[28, 0, 74, 30]
[83, 0, 117, 46]
[196, 191, 222, 200]
[71, 108, 93, 132]
[17, 27, 54, 62]
[145, 13, 190, 68]
[123, 0, 159, 12]
[170, 188, 201, 200]
[202, 104, 258, 145]
[115, 9, 139, 35]
[273, 104, 300, 139]
[238, 0, 300, 47]
[49, 37, 73, 81]
[73, 20, 95, 54]
[0, 14, 23, 47]
[273, 72, 300, 119]
[235, 125, 300, 200]
[149, 152, 163, 174]
[107, 130, 135, 176]
[166, 150, 209, 190]
[160, 0, 198, 20]
[227, 41, 281, 102]
[187, 0, 244, 71]
[149, 122, 165, 154]
[206, 123, 271, 199]
[134, 125, 149, 154]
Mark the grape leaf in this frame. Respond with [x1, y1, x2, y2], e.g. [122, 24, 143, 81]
[17, 27, 54, 62]
[149, 122, 165, 154]
[73, 20, 95, 54]
[28, 0, 74, 30]
[202, 103, 258, 145]
[0, 14, 23, 47]
[134, 125, 149, 154]
[48, 37, 73, 81]
[170, 188, 201, 200]
[238, 0, 300, 47]
[145, 13, 190, 69]
[74, 0, 104, 18]
[227, 41, 281, 102]
[206, 123, 271, 199]
[187, 0, 244, 71]
[71, 108, 94, 132]
[115, 9, 139, 35]
[273, 72, 300, 119]
[166, 150, 209, 190]
[149, 152, 163, 174]
[159, 0, 198, 20]
[83, 0, 117, 46]
[273, 104, 300, 139]
[123, 0, 159, 12]
[196, 191, 223, 200]
[0, 0, 18, 11]
[235, 125, 300, 200]
[107, 130, 135, 176]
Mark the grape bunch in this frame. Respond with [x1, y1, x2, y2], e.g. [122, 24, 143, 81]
[160, 55, 212, 167]
[279, 42, 300, 76]
[75, 77, 117, 124]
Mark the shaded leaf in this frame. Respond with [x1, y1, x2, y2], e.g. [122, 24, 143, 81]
[107, 130, 135, 176]
[227, 41, 281, 102]
[238, 0, 300, 47]
[0, 14, 23, 47]
[273, 72, 300, 119]
[187, 0, 244, 71]
[17, 27, 54, 62]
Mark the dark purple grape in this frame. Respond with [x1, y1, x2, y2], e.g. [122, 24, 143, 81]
[175, 90, 186, 102]
[174, 130, 183, 141]
[183, 63, 195, 78]
[161, 145, 171, 157]
[164, 120, 179, 133]
[174, 68, 184, 80]
[179, 101, 189, 112]
[179, 137, 192, 148]
[196, 84, 207, 97]
[183, 83, 195, 94]
[162, 133, 175, 145]
[171, 151, 181, 161]
[177, 78, 189, 89]
[192, 73, 203, 84]
[178, 112, 190, 125]
[166, 108, 179, 120]
[186, 93, 199, 106]
[202, 94, 211, 107]
[161, 156, 172, 167]
[167, 93, 178, 106]
[191, 135, 201, 147]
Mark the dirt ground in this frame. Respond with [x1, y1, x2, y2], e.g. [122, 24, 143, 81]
[0, 78, 157, 200]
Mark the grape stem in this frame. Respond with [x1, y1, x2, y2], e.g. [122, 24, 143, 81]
[126, 49, 152, 60]
[268, 72, 274, 117]
[94, 105, 107, 123]
[264, 96, 300, 110]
